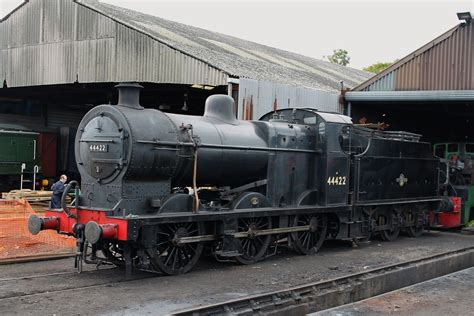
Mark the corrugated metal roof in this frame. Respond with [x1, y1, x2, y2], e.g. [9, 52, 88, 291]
[74, 0, 370, 92]
[0, 0, 228, 87]
[0, 0, 370, 91]
[345, 90, 474, 102]
[353, 21, 474, 92]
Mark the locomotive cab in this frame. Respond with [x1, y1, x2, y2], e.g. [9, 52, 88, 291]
[260, 109, 353, 207]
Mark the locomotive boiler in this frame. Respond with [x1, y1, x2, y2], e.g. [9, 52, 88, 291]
[76, 83, 280, 214]
[29, 83, 443, 275]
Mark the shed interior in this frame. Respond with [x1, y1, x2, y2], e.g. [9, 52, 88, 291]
[0, 83, 226, 128]
[350, 101, 474, 144]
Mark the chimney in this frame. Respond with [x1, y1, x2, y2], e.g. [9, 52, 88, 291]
[115, 83, 144, 109]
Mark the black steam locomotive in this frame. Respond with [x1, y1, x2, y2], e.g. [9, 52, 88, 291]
[29, 83, 442, 275]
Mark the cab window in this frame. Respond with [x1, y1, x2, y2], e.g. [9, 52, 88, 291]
[303, 116, 317, 125]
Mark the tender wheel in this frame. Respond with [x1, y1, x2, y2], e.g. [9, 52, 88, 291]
[235, 217, 272, 265]
[151, 222, 204, 275]
[406, 210, 424, 238]
[407, 223, 423, 238]
[379, 210, 400, 241]
[290, 214, 328, 255]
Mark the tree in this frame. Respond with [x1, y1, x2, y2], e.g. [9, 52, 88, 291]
[325, 49, 350, 66]
[363, 61, 396, 74]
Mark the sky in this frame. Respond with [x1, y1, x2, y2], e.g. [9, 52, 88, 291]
[0, 0, 473, 70]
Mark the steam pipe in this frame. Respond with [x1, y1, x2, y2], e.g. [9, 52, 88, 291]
[62, 180, 79, 218]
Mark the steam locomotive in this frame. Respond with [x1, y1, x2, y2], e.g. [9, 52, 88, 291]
[28, 83, 443, 275]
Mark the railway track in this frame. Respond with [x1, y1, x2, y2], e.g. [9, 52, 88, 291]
[0, 253, 75, 265]
[173, 247, 474, 315]
[0, 264, 116, 283]
[0, 265, 156, 301]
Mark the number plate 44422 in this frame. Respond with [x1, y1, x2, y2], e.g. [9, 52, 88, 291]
[327, 176, 346, 186]
[89, 144, 108, 152]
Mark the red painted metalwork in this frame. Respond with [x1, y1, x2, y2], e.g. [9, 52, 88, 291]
[42, 217, 59, 230]
[44, 209, 128, 240]
[437, 197, 462, 228]
[37, 133, 58, 178]
[249, 96, 254, 120]
[100, 224, 118, 239]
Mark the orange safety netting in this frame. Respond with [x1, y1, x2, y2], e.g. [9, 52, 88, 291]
[0, 199, 76, 261]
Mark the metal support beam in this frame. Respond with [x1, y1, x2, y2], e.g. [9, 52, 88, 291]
[345, 90, 474, 102]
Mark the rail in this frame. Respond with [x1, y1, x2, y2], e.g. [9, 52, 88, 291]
[172, 247, 474, 315]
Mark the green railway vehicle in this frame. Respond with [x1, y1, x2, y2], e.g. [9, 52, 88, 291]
[434, 142, 474, 226]
[0, 130, 40, 191]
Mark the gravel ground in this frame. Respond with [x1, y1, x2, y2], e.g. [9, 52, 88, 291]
[315, 267, 474, 316]
[0, 231, 472, 315]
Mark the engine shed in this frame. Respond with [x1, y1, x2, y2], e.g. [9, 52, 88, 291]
[0, 0, 369, 185]
[344, 16, 474, 144]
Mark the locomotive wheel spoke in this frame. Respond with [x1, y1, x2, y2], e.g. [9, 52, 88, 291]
[290, 214, 327, 255]
[228, 193, 272, 265]
[151, 222, 204, 275]
[235, 217, 272, 265]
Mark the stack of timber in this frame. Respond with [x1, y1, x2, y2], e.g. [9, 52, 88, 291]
[2, 189, 53, 202]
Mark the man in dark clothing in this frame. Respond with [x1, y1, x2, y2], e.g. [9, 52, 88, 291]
[51, 175, 67, 209]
